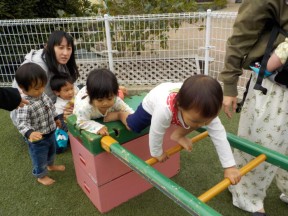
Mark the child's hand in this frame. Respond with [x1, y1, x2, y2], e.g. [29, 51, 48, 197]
[178, 136, 193, 152]
[29, 131, 43, 142]
[97, 126, 109, 136]
[55, 119, 62, 128]
[154, 152, 169, 162]
[63, 106, 74, 120]
[103, 112, 119, 122]
[224, 166, 241, 185]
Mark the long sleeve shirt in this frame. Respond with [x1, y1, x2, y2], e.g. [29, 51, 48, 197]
[15, 93, 58, 138]
[142, 82, 235, 168]
[73, 86, 134, 134]
[54, 86, 79, 115]
[10, 49, 77, 125]
[219, 1, 288, 96]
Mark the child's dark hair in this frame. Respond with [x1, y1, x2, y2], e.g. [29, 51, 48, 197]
[15, 63, 47, 91]
[86, 69, 119, 103]
[50, 74, 74, 92]
[176, 75, 223, 118]
[43, 30, 79, 82]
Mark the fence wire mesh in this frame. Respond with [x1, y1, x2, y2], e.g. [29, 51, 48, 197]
[0, 11, 249, 97]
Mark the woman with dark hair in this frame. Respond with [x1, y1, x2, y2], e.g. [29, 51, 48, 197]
[11, 30, 79, 124]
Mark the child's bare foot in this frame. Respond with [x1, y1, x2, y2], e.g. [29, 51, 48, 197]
[47, 165, 65, 171]
[119, 86, 128, 96]
[37, 176, 55, 186]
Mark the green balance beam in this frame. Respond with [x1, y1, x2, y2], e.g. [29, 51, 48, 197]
[196, 128, 288, 171]
[101, 136, 221, 216]
[227, 132, 288, 171]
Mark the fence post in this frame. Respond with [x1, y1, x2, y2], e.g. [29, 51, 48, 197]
[204, 9, 212, 75]
[104, 14, 114, 72]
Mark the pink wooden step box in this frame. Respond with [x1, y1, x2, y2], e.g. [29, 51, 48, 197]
[69, 126, 180, 213]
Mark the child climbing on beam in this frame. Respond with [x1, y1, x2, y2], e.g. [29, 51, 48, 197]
[112, 75, 242, 185]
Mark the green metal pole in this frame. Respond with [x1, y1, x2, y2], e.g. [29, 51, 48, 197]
[196, 127, 288, 171]
[227, 132, 288, 171]
[102, 137, 221, 216]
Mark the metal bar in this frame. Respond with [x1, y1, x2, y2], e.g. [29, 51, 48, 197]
[146, 131, 209, 166]
[101, 136, 222, 216]
[196, 128, 288, 171]
[227, 133, 288, 171]
[198, 154, 267, 203]
[204, 9, 212, 75]
[104, 14, 114, 72]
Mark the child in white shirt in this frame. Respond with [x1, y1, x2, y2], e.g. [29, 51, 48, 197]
[50, 74, 77, 153]
[117, 75, 241, 185]
[73, 69, 133, 136]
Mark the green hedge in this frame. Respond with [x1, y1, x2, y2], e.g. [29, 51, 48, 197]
[197, 0, 227, 11]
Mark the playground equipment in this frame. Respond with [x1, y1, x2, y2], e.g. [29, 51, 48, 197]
[67, 93, 288, 215]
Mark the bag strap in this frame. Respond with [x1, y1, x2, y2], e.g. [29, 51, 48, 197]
[279, 28, 288, 37]
[238, 25, 288, 112]
[236, 74, 252, 113]
[253, 25, 280, 94]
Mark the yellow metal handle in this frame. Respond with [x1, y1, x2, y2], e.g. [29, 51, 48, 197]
[198, 154, 267, 203]
[146, 131, 209, 166]
[101, 136, 118, 153]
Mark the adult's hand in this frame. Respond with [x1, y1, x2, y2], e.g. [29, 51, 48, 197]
[18, 98, 29, 108]
[222, 96, 238, 118]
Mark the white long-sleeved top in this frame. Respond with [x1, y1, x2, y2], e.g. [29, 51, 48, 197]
[55, 97, 71, 115]
[142, 82, 235, 168]
[54, 86, 79, 115]
[73, 86, 134, 134]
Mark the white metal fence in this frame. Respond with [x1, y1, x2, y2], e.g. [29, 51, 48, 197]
[0, 10, 249, 96]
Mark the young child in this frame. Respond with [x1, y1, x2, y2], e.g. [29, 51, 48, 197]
[50, 74, 76, 153]
[73, 68, 134, 136]
[50, 74, 76, 128]
[15, 63, 65, 186]
[250, 38, 288, 77]
[267, 38, 288, 72]
[117, 75, 241, 184]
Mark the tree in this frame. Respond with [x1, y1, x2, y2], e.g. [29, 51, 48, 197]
[0, 0, 93, 19]
[0, 0, 226, 79]
[98, 0, 198, 15]
[88, 1, 198, 56]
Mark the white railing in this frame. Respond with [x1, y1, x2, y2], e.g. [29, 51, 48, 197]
[0, 11, 248, 97]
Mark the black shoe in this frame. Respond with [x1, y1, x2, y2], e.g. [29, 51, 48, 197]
[56, 147, 65, 154]
[252, 212, 267, 216]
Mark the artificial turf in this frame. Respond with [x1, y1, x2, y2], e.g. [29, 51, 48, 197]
[0, 109, 286, 216]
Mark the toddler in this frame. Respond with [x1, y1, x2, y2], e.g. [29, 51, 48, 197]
[15, 63, 65, 186]
[50, 74, 77, 153]
[73, 68, 133, 136]
[118, 75, 241, 184]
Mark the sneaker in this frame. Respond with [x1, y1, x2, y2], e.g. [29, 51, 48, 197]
[280, 193, 288, 204]
[252, 212, 267, 216]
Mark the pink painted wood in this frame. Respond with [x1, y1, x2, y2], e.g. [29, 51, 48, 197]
[69, 126, 179, 186]
[73, 148, 180, 213]
[70, 126, 180, 213]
